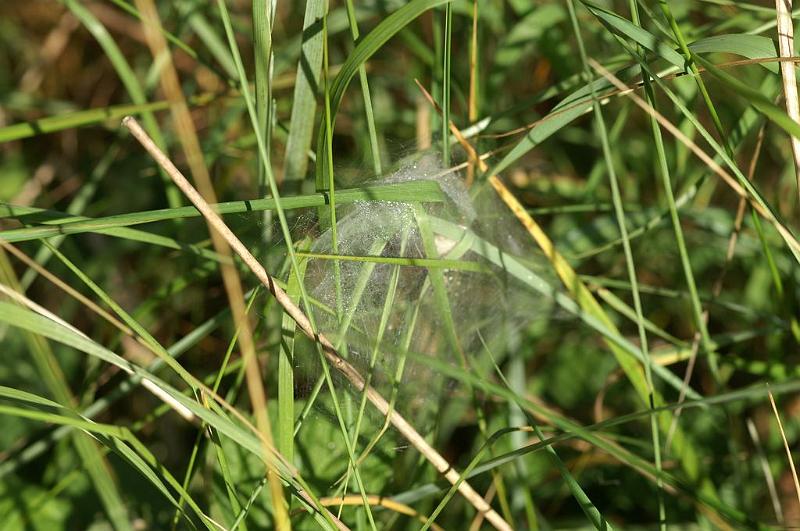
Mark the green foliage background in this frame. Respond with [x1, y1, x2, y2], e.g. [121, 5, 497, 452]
[1, 0, 799, 529]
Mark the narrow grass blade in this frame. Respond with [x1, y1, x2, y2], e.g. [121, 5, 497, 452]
[0, 394, 220, 530]
[0, 93, 217, 143]
[315, 0, 452, 183]
[0, 252, 133, 531]
[282, 0, 325, 183]
[253, 0, 274, 196]
[343, 0, 382, 175]
[61, 0, 181, 207]
[0, 181, 444, 244]
[278, 256, 308, 466]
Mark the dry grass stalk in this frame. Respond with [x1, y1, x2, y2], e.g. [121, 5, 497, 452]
[132, 0, 289, 525]
[122, 116, 513, 531]
[768, 388, 800, 511]
[775, 0, 800, 201]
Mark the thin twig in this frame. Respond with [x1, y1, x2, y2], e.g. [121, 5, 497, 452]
[122, 116, 512, 531]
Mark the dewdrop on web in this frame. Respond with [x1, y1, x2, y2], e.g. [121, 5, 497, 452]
[287, 154, 557, 435]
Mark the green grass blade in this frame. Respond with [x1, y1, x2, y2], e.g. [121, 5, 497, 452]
[61, 0, 181, 208]
[0, 297, 244, 479]
[282, 0, 325, 183]
[390, 353, 793, 526]
[344, 0, 383, 175]
[421, 337, 613, 531]
[0, 397, 216, 529]
[688, 34, 778, 72]
[0, 252, 134, 531]
[107, 0, 235, 79]
[278, 257, 307, 466]
[315, 0, 453, 183]
[0, 93, 217, 143]
[441, 3, 452, 167]
[0, 300, 314, 490]
[429, 216, 700, 398]
[183, 5, 238, 79]
[216, 1, 376, 525]
[0, 181, 444, 243]
[413, 204, 464, 364]
[253, 0, 273, 197]
[42, 241, 200, 388]
[569, 2, 663, 523]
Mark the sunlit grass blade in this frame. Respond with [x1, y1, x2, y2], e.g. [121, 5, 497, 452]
[315, 0, 452, 183]
[0, 299, 343, 522]
[0, 389, 222, 530]
[0, 252, 134, 531]
[0, 294, 250, 479]
[0, 181, 445, 243]
[282, 0, 324, 184]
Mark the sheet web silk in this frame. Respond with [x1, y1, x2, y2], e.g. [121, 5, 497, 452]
[287, 156, 554, 435]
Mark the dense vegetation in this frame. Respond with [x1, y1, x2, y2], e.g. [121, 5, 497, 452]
[1, 0, 800, 529]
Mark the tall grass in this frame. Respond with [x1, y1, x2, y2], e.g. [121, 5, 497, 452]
[1, 0, 800, 529]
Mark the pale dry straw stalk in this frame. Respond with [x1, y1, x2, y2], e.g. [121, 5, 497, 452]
[776, 0, 800, 201]
[768, 388, 800, 510]
[0, 281, 195, 422]
[132, 0, 290, 525]
[122, 116, 512, 531]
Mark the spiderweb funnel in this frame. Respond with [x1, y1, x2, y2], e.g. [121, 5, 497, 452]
[296, 156, 553, 438]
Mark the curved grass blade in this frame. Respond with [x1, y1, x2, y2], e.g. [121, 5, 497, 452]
[389, 353, 795, 527]
[428, 216, 699, 398]
[0, 300, 345, 527]
[688, 34, 778, 73]
[0, 392, 219, 530]
[315, 0, 452, 183]
[0, 252, 133, 531]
